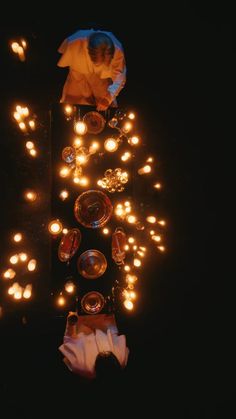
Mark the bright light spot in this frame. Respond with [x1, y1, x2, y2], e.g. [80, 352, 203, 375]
[133, 258, 141, 267]
[128, 237, 135, 244]
[158, 246, 165, 252]
[19, 122, 26, 131]
[73, 137, 83, 148]
[13, 233, 22, 242]
[59, 190, 69, 200]
[74, 121, 87, 135]
[29, 149, 37, 157]
[28, 120, 35, 130]
[127, 215, 136, 224]
[138, 165, 151, 175]
[27, 259, 36, 271]
[146, 216, 156, 224]
[25, 191, 37, 201]
[102, 228, 109, 235]
[58, 296, 66, 306]
[48, 220, 62, 235]
[60, 166, 70, 177]
[26, 141, 34, 150]
[124, 299, 134, 310]
[154, 183, 162, 189]
[128, 136, 139, 145]
[19, 252, 28, 262]
[128, 112, 135, 120]
[104, 138, 118, 152]
[158, 220, 166, 226]
[65, 281, 75, 293]
[152, 235, 161, 242]
[3, 269, 16, 279]
[10, 255, 19, 264]
[122, 121, 132, 133]
[124, 265, 131, 272]
[23, 284, 32, 299]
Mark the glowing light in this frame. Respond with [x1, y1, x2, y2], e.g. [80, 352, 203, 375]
[13, 111, 21, 121]
[123, 299, 134, 310]
[79, 177, 89, 187]
[23, 284, 32, 299]
[11, 42, 19, 53]
[73, 177, 80, 184]
[25, 191, 37, 201]
[14, 287, 23, 299]
[8, 282, 20, 295]
[89, 142, 99, 154]
[17, 46, 25, 61]
[122, 121, 132, 133]
[9, 255, 19, 264]
[146, 157, 154, 163]
[62, 228, 68, 235]
[64, 105, 73, 116]
[74, 121, 87, 135]
[19, 252, 28, 262]
[115, 207, 125, 217]
[58, 295, 66, 306]
[28, 120, 35, 130]
[124, 201, 131, 207]
[19, 122, 26, 131]
[152, 235, 161, 242]
[29, 149, 37, 157]
[48, 220, 63, 235]
[121, 151, 131, 161]
[127, 215, 136, 224]
[65, 281, 75, 293]
[128, 112, 135, 120]
[126, 274, 138, 284]
[102, 228, 109, 235]
[124, 245, 130, 251]
[59, 190, 69, 200]
[124, 265, 131, 272]
[138, 165, 151, 175]
[158, 220, 166, 226]
[133, 258, 141, 267]
[21, 39, 27, 49]
[132, 245, 138, 250]
[146, 216, 156, 224]
[13, 233, 22, 242]
[128, 237, 135, 244]
[154, 183, 162, 189]
[3, 269, 16, 279]
[158, 246, 165, 252]
[59, 166, 70, 177]
[26, 141, 34, 150]
[128, 136, 139, 146]
[27, 259, 36, 271]
[104, 138, 119, 152]
[22, 107, 29, 117]
[73, 137, 83, 148]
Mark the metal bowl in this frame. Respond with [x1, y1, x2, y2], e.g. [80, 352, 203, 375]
[81, 291, 105, 314]
[58, 228, 82, 262]
[74, 190, 113, 229]
[77, 249, 107, 279]
[83, 111, 106, 134]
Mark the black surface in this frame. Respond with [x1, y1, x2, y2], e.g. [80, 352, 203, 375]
[0, 4, 234, 417]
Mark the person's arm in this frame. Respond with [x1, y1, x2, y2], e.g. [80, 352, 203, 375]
[96, 49, 126, 111]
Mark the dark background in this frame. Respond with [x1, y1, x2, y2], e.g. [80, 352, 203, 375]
[0, 3, 234, 418]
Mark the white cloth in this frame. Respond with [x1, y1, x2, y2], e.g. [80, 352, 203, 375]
[59, 328, 129, 378]
[57, 29, 126, 105]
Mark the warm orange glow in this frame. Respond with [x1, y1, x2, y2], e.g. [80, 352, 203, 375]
[19, 252, 28, 262]
[138, 165, 151, 175]
[25, 191, 37, 201]
[3, 269, 16, 279]
[122, 121, 132, 133]
[154, 183, 162, 189]
[127, 215, 136, 224]
[146, 216, 156, 224]
[133, 258, 141, 267]
[124, 265, 131, 272]
[158, 246, 165, 252]
[128, 136, 139, 145]
[58, 296, 66, 306]
[59, 166, 70, 177]
[128, 112, 135, 120]
[74, 121, 87, 135]
[59, 190, 69, 200]
[102, 228, 109, 235]
[158, 220, 166, 226]
[152, 235, 161, 242]
[23, 284, 32, 299]
[26, 141, 34, 150]
[28, 120, 35, 130]
[73, 137, 83, 148]
[48, 220, 63, 235]
[65, 281, 75, 293]
[27, 259, 36, 271]
[104, 138, 119, 152]
[9, 255, 19, 264]
[29, 149, 37, 157]
[13, 233, 22, 242]
[123, 299, 134, 310]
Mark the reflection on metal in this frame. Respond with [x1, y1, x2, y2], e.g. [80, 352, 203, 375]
[77, 249, 107, 278]
[74, 190, 113, 228]
[112, 227, 127, 265]
[81, 291, 105, 314]
[62, 146, 76, 163]
[58, 228, 82, 262]
[83, 111, 106, 134]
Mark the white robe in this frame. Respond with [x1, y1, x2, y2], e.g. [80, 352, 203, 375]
[57, 29, 126, 105]
[59, 328, 129, 378]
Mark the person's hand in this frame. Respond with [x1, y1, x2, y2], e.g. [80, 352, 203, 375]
[96, 97, 111, 111]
